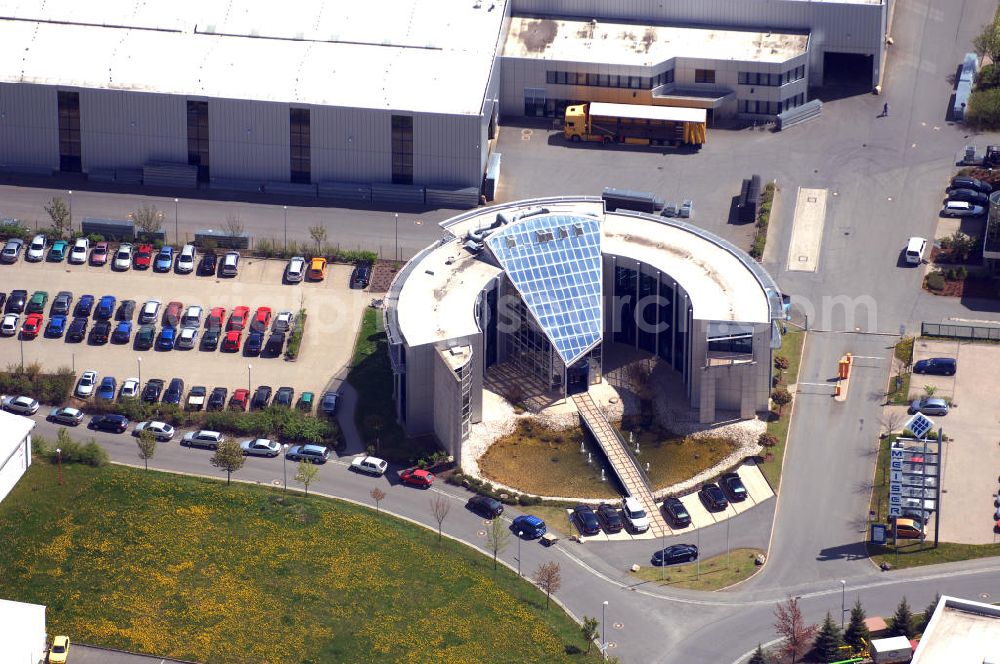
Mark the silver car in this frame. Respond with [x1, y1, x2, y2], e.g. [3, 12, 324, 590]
[175, 326, 199, 349]
[1, 238, 24, 263]
[48, 407, 84, 426]
[240, 438, 281, 457]
[134, 420, 176, 441]
[1, 395, 40, 415]
[285, 256, 305, 283]
[909, 397, 949, 416]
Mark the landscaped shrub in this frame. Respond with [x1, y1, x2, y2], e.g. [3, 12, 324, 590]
[0, 366, 74, 404]
[0, 219, 30, 240]
[34, 433, 109, 467]
[758, 432, 779, 448]
[926, 271, 946, 291]
[966, 87, 1000, 129]
[979, 63, 1000, 89]
[285, 310, 307, 360]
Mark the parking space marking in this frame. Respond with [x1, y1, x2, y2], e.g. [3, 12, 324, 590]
[736, 462, 775, 506]
[786, 187, 828, 272]
[680, 493, 716, 529]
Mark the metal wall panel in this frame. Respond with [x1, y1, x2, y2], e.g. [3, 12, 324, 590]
[209, 98, 289, 181]
[78, 89, 186, 172]
[311, 105, 391, 183]
[0, 83, 58, 170]
[413, 112, 482, 188]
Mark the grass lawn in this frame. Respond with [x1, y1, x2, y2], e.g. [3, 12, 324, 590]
[887, 371, 912, 405]
[615, 426, 736, 491]
[528, 505, 576, 536]
[348, 307, 438, 464]
[629, 548, 764, 591]
[760, 328, 806, 490]
[478, 421, 619, 499]
[1, 462, 601, 663]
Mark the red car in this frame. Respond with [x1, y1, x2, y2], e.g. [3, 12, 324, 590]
[90, 242, 109, 266]
[164, 301, 183, 327]
[134, 243, 154, 269]
[230, 388, 250, 411]
[227, 305, 249, 331]
[251, 307, 272, 333]
[207, 307, 226, 331]
[21, 313, 43, 338]
[221, 329, 242, 352]
[399, 468, 435, 488]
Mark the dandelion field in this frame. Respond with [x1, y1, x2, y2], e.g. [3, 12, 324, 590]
[1, 463, 598, 663]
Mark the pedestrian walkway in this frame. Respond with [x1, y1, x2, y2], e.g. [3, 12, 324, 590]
[572, 392, 670, 538]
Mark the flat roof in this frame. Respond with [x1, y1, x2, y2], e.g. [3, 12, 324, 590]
[503, 16, 808, 66]
[0, 0, 505, 115]
[588, 103, 706, 123]
[912, 596, 1000, 663]
[0, 410, 36, 461]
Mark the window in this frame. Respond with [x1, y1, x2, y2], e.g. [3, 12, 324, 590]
[546, 71, 557, 84]
[57, 91, 81, 173]
[391, 115, 414, 185]
[524, 88, 546, 117]
[186, 100, 210, 182]
[653, 68, 674, 88]
[708, 334, 753, 355]
[695, 69, 715, 84]
[289, 108, 311, 184]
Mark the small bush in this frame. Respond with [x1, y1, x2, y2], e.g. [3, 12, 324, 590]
[774, 355, 790, 371]
[750, 233, 767, 259]
[0, 367, 74, 404]
[966, 87, 1000, 129]
[0, 220, 30, 240]
[926, 272, 946, 291]
[758, 432, 779, 448]
[40, 436, 109, 467]
[979, 63, 1000, 89]
[285, 310, 307, 360]
[955, 265, 968, 281]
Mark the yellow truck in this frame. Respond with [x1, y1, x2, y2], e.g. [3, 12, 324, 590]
[563, 102, 706, 147]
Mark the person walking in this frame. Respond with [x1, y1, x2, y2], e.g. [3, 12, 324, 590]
[882, 102, 889, 117]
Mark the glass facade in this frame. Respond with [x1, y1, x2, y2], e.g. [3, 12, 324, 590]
[289, 108, 311, 184]
[57, 91, 81, 173]
[186, 100, 209, 182]
[391, 115, 413, 185]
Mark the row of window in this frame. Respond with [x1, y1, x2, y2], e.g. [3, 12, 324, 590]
[545, 69, 673, 90]
[737, 65, 806, 87]
[57, 91, 81, 173]
[739, 93, 806, 116]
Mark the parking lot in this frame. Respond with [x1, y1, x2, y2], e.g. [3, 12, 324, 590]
[908, 338, 1000, 544]
[0, 253, 367, 405]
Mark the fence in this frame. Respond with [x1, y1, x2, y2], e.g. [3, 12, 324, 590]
[921, 322, 1000, 341]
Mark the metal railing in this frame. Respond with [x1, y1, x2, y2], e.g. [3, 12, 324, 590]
[922, 322, 1000, 341]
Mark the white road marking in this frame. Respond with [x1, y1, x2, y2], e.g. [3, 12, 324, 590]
[786, 187, 828, 272]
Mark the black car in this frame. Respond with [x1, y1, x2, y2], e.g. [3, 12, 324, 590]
[142, 378, 165, 403]
[947, 188, 989, 205]
[89, 414, 130, 434]
[90, 320, 111, 344]
[117, 299, 136, 321]
[198, 251, 217, 276]
[596, 503, 624, 533]
[951, 175, 992, 194]
[135, 324, 156, 350]
[244, 331, 264, 356]
[662, 496, 691, 528]
[913, 357, 956, 376]
[274, 386, 294, 408]
[207, 386, 228, 411]
[201, 327, 220, 350]
[163, 378, 185, 405]
[7, 289, 27, 314]
[320, 390, 339, 417]
[651, 543, 698, 567]
[572, 504, 601, 536]
[264, 331, 285, 356]
[0, 292, 5, 312]
[466, 495, 504, 519]
[719, 472, 748, 502]
[699, 483, 729, 512]
[350, 260, 372, 289]
[51, 291, 73, 316]
[251, 385, 273, 410]
[67, 317, 88, 342]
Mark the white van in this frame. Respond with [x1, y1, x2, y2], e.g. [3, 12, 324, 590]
[904, 237, 927, 265]
[622, 496, 650, 532]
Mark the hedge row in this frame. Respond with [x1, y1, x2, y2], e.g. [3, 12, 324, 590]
[33, 432, 109, 467]
[285, 310, 307, 360]
[0, 366, 74, 404]
[444, 471, 544, 506]
[749, 182, 776, 260]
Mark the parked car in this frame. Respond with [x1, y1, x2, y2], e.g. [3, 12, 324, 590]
[467, 495, 504, 519]
[285, 256, 305, 283]
[206, 307, 226, 331]
[163, 301, 183, 327]
[45, 314, 67, 338]
[69, 237, 89, 264]
[157, 326, 176, 350]
[320, 391, 339, 417]
[1, 395, 39, 415]
[720, 472, 748, 502]
[947, 188, 989, 205]
[154, 246, 175, 271]
[286, 444, 330, 464]
[244, 330, 264, 355]
[47, 240, 68, 262]
[351, 455, 388, 476]
[892, 517, 926, 540]
[176, 244, 197, 273]
[207, 387, 228, 411]
[399, 468, 435, 488]
[0, 293, 7, 313]
[264, 331, 286, 356]
[229, 388, 250, 411]
[182, 429, 223, 450]
[133, 420, 176, 442]
[111, 321, 133, 343]
[1, 238, 24, 263]
[26, 290, 48, 314]
[182, 305, 203, 328]
[113, 243, 133, 271]
[0, 313, 18, 336]
[220, 251, 240, 277]
[90, 414, 130, 433]
[941, 200, 985, 217]
[51, 291, 73, 316]
[274, 386, 294, 407]
[596, 503, 624, 533]
[699, 483, 729, 511]
[622, 496, 650, 532]
[138, 299, 161, 324]
[913, 357, 956, 375]
[76, 370, 98, 397]
[6, 289, 27, 313]
[308, 256, 328, 281]
[651, 543, 698, 567]
[48, 407, 84, 426]
[350, 260, 372, 289]
[95, 295, 116, 320]
[25, 234, 46, 261]
[186, 385, 207, 411]
[96, 376, 117, 401]
[298, 391, 314, 412]
[511, 514, 546, 539]
[272, 310, 294, 333]
[163, 378, 184, 405]
[662, 496, 691, 528]
[251, 307, 272, 333]
[251, 385, 273, 410]
[176, 326, 198, 349]
[241, 438, 281, 457]
[90, 242, 109, 266]
[572, 504, 602, 536]
[119, 377, 140, 399]
[951, 175, 992, 193]
[227, 306, 249, 331]
[74, 294, 95, 318]
[135, 324, 156, 349]
[66, 317, 88, 342]
[909, 397, 949, 416]
[201, 327, 221, 350]
[21, 313, 43, 338]
[141, 378, 165, 403]
[133, 244, 153, 270]
[117, 299, 136, 321]
[198, 251, 217, 276]
[221, 330, 242, 352]
[904, 237, 927, 265]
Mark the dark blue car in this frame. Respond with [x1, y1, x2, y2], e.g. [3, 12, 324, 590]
[111, 320, 132, 343]
[95, 295, 116, 320]
[157, 326, 176, 350]
[67, 317, 88, 342]
[96, 376, 117, 401]
[572, 504, 601, 536]
[154, 246, 174, 272]
[74, 294, 95, 318]
[511, 515, 547, 539]
[651, 544, 698, 567]
[245, 330, 264, 355]
[89, 413, 129, 433]
[913, 357, 956, 376]
[45, 314, 67, 338]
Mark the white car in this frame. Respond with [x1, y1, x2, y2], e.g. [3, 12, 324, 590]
[272, 310, 295, 333]
[113, 243, 134, 271]
[285, 256, 305, 283]
[904, 236, 927, 265]
[75, 370, 98, 398]
[176, 244, 197, 273]
[240, 438, 281, 457]
[133, 421, 176, 441]
[175, 326, 199, 349]
[69, 237, 90, 264]
[621, 496, 650, 533]
[138, 299, 162, 324]
[120, 377, 140, 399]
[221, 251, 240, 277]
[0, 313, 19, 336]
[25, 234, 47, 262]
[181, 305, 203, 328]
[350, 455, 388, 476]
[1, 395, 39, 415]
[182, 430, 223, 449]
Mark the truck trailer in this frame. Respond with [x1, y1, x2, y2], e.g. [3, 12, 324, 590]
[564, 102, 707, 147]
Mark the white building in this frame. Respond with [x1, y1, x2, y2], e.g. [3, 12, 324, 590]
[0, 598, 47, 664]
[911, 595, 1000, 664]
[0, 409, 35, 504]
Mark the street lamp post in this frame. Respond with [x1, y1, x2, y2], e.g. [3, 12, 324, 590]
[283, 205, 288, 251]
[174, 198, 179, 245]
[56, 448, 63, 485]
[137, 357, 142, 387]
[394, 212, 399, 262]
[247, 364, 252, 394]
[601, 600, 608, 659]
[282, 443, 289, 492]
[840, 579, 847, 629]
[19, 336, 24, 371]
[517, 531, 523, 576]
[67, 190, 73, 232]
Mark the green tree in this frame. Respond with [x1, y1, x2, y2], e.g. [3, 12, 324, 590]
[920, 593, 941, 632]
[309, 224, 328, 255]
[812, 611, 844, 662]
[486, 515, 510, 571]
[44, 196, 72, 238]
[844, 598, 871, 653]
[136, 429, 157, 470]
[889, 596, 915, 638]
[132, 204, 164, 236]
[581, 616, 599, 654]
[771, 387, 793, 415]
[748, 644, 769, 664]
[973, 9, 1000, 63]
[295, 460, 319, 495]
[210, 437, 245, 485]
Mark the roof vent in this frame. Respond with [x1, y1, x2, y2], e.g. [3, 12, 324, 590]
[573, 224, 584, 236]
[424, 269, 435, 276]
[535, 230, 554, 243]
[557, 227, 569, 239]
[505, 236, 516, 249]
